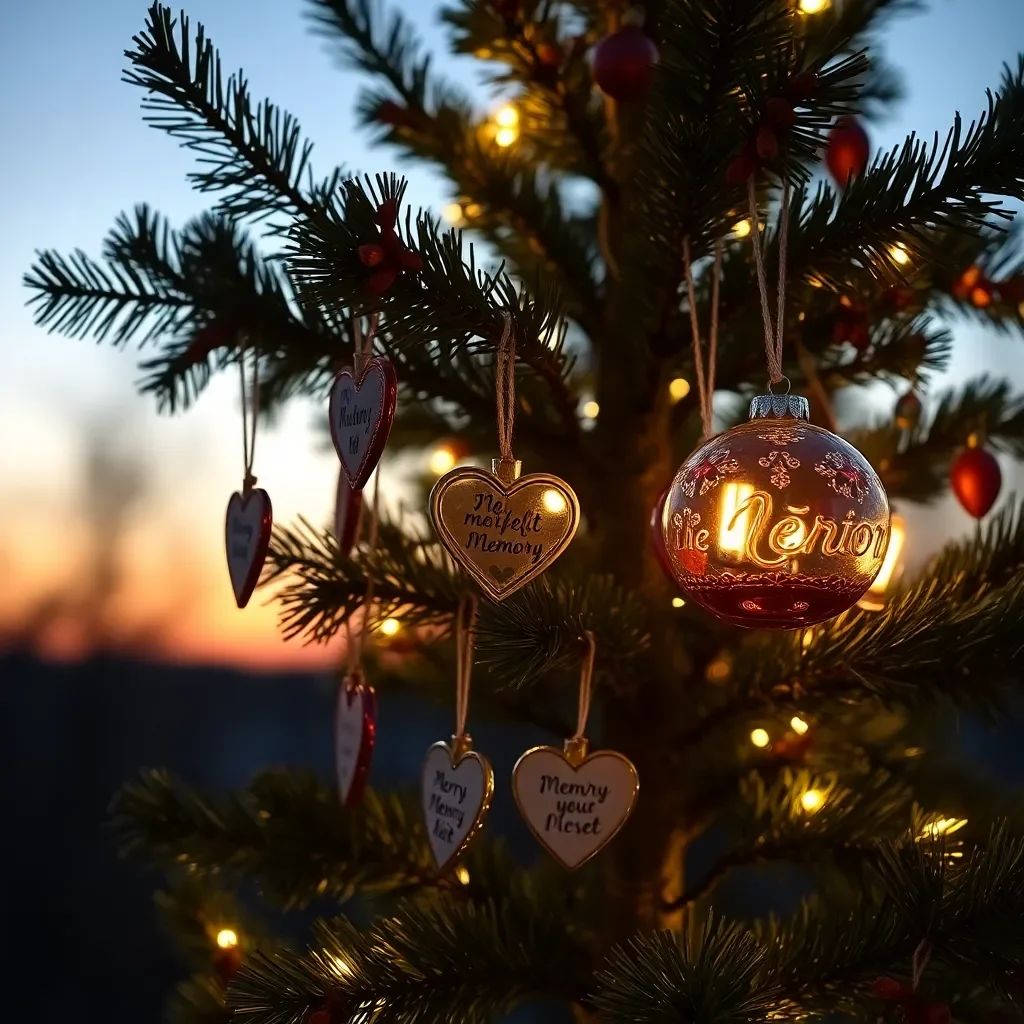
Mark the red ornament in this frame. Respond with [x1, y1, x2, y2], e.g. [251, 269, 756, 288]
[873, 977, 909, 1001]
[184, 322, 234, 365]
[334, 468, 363, 554]
[335, 670, 377, 806]
[894, 390, 922, 432]
[650, 486, 675, 582]
[213, 944, 243, 982]
[592, 26, 659, 101]
[952, 265, 983, 300]
[832, 301, 871, 352]
[358, 198, 423, 296]
[950, 444, 1001, 519]
[225, 488, 273, 609]
[661, 394, 891, 629]
[535, 42, 561, 68]
[825, 115, 870, 186]
[971, 283, 994, 309]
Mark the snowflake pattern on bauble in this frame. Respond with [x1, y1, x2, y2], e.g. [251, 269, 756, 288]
[757, 427, 806, 446]
[758, 450, 801, 488]
[681, 447, 741, 497]
[814, 451, 870, 503]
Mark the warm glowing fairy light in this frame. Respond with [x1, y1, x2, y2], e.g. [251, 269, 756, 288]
[495, 127, 518, 147]
[582, 401, 600, 419]
[669, 377, 691, 402]
[919, 817, 968, 839]
[800, 788, 824, 812]
[428, 445, 457, 475]
[858, 514, 905, 611]
[455, 866, 471, 884]
[719, 482, 754, 553]
[890, 243, 911, 266]
[790, 716, 809, 735]
[543, 489, 567, 513]
[732, 219, 752, 238]
[442, 203, 465, 226]
[379, 617, 401, 637]
[216, 929, 239, 949]
[671, 597, 686, 608]
[750, 728, 770, 748]
[495, 104, 519, 128]
[798, 0, 830, 12]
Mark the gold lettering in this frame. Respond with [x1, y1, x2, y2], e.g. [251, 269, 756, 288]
[769, 516, 805, 552]
[671, 512, 684, 550]
[805, 515, 839, 555]
[695, 529, 710, 552]
[872, 524, 888, 558]
[736, 491, 786, 569]
[836, 511, 856, 554]
[849, 523, 874, 556]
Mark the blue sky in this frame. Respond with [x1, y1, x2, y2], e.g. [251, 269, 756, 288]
[2, 0, 1023, 659]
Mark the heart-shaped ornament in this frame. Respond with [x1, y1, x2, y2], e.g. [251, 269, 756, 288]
[335, 672, 377, 806]
[329, 358, 398, 491]
[421, 738, 494, 870]
[225, 488, 273, 609]
[512, 742, 638, 870]
[430, 465, 580, 602]
[334, 467, 364, 555]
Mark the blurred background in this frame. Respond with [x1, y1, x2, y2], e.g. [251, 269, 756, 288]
[3, 0, 1024, 1020]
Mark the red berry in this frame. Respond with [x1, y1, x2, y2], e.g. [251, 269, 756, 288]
[308, 1011, 331, 1024]
[756, 124, 779, 160]
[592, 27, 659, 101]
[536, 42, 561, 67]
[766, 97, 797, 128]
[358, 243, 385, 268]
[726, 145, 757, 185]
[785, 70, 819, 103]
[951, 445, 1002, 519]
[926, 1004, 951, 1024]
[971, 283, 994, 308]
[825, 115, 870, 186]
[873, 977, 907, 1001]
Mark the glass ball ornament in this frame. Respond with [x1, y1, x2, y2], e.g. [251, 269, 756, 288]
[661, 394, 891, 629]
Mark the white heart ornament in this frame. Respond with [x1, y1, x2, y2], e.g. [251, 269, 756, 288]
[224, 488, 273, 609]
[421, 739, 494, 869]
[512, 744, 638, 869]
[429, 465, 580, 602]
[335, 673, 377, 806]
[329, 359, 398, 490]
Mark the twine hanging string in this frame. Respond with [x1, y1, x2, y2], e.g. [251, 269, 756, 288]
[682, 236, 725, 439]
[747, 176, 793, 388]
[572, 631, 597, 742]
[344, 467, 382, 676]
[239, 345, 260, 494]
[454, 594, 479, 740]
[494, 312, 516, 467]
[911, 939, 932, 992]
[352, 311, 381, 376]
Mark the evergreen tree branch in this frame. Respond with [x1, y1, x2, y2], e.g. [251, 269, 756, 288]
[110, 769, 437, 909]
[124, 4, 336, 227]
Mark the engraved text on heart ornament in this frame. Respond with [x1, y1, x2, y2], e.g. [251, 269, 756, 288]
[430, 460, 580, 602]
[329, 359, 398, 490]
[512, 739, 639, 869]
[225, 488, 273, 609]
[335, 671, 377, 806]
[421, 737, 494, 869]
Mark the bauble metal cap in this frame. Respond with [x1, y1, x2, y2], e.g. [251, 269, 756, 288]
[748, 393, 810, 421]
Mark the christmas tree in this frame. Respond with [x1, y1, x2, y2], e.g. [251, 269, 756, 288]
[23, 0, 1024, 1021]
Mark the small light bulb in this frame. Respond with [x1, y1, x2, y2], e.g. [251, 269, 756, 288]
[800, 788, 824, 812]
[379, 617, 401, 637]
[790, 716, 809, 735]
[442, 203, 464, 226]
[798, 0, 830, 12]
[542, 489, 567, 513]
[732, 219, 752, 238]
[495, 104, 519, 128]
[582, 400, 600, 419]
[216, 928, 238, 949]
[495, 127, 518, 148]
[455, 866, 471, 884]
[890, 243, 911, 266]
[750, 728, 770, 748]
[671, 596, 685, 608]
[669, 377, 691, 402]
[428, 445, 457, 475]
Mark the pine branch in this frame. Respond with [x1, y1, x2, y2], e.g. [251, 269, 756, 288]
[124, 4, 338, 227]
[110, 769, 437, 909]
[227, 889, 592, 1024]
[167, 975, 233, 1024]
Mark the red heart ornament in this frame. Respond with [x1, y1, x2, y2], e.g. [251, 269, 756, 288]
[329, 358, 398, 490]
[335, 672, 378, 806]
[334, 468, 364, 555]
[225, 488, 273, 609]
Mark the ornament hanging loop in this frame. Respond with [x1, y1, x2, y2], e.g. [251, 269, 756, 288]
[768, 374, 792, 396]
[747, 175, 792, 388]
[494, 312, 517, 467]
[352, 311, 380, 376]
[565, 631, 596, 765]
[344, 468, 382, 674]
[453, 593, 480, 755]
[239, 344, 260, 495]
[682, 235, 724, 440]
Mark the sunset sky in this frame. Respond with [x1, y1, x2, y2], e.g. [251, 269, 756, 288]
[2, 0, 1024, 669]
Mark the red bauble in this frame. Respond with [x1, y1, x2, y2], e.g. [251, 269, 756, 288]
[661, 394, 891, 629]
[650, 486, 675, 582]
[213, 945, 243, 982]
[825, 115, 870, 186]
[592, 26, 658, 101]
[872, 977, 909, 1001]
[950, 445, 1001, 519]
[894, 390, 922, 432]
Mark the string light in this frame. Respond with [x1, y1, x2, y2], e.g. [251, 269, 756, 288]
[800, 788, 824, 812]
[428, 445, 457, 475]
[442, 203, 465, 226]
[750, 728, 770, 748]
[379, 617, 401, 637]
[669, 377, 691, 402]
[858, 514, 906, 611]
[732, 219, 752, 238]
[455, 866, 471, 884]
[216, 928, 239, 949]
[801, 628, 815, 650]
[542, 489, 567, 513]
[890, 242, 911, 266]
[798, 0, 830, 12]
[919, 817, 968, 839]
[582, 400, 600, 419]
[790, 716, 809, 735]
[671, 596, 685, 608]
[706, 655, 732, 683]
[493, 104, 519, 148]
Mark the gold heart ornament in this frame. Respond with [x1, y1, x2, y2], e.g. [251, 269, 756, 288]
[422, 737, 494, 870]
[512, 739, 638, 870]
[430, 460, 580, 602]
